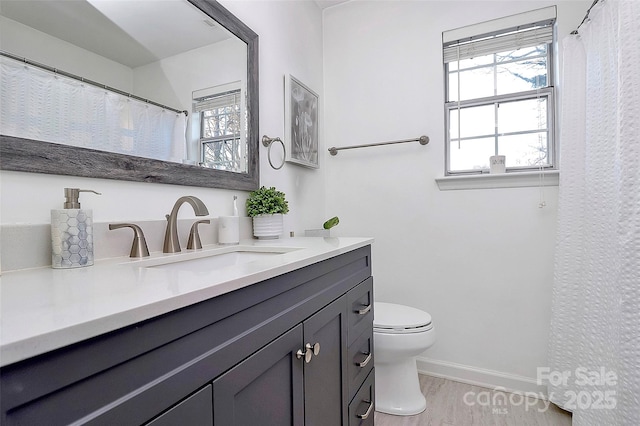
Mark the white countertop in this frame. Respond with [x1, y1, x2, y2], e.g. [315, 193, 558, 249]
[0, 237, 373, 367]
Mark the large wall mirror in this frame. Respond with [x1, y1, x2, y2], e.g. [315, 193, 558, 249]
[0, 0, 259, 190]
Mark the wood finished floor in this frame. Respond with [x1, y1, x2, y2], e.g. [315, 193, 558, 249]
[374, 375, 572, 426]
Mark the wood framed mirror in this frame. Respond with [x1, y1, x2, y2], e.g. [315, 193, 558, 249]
[0, 0, 259, 190]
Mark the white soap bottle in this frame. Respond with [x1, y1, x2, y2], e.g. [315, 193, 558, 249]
[51, 188, 101, 269]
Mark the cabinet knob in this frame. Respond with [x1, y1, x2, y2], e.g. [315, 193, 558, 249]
[296, 343, 320, 363]
[296, 348, 313, 363]
[306, 342, 320, 356]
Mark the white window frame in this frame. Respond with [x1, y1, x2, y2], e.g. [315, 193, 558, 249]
[442, 7, 558, 178]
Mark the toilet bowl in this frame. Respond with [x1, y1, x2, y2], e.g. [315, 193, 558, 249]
[373, 302, 436, 416]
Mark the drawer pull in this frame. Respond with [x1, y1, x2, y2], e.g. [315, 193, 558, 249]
[355, 352, 372, 368]
[356, 304, 371, 315]
[356, 400, 373, 419]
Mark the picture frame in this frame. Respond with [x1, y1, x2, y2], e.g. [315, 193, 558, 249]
[284, 74, 319, 168]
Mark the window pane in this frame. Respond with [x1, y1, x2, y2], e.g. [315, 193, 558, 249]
[447, 72, 458, 102]
[458, 67, 494, 101]
[202, 108, 240, 138]
[498, 98, 547, 134]
[203, 139, 243, 171]
[448, 67, 496, 102]
[449, 104, 495, 139]
[450, 137, 495, 171]
[498, 132, 548, 167]
[496, 45, 547, 63]
[449, 54, 494, 71]
[496, 57, 547, 95]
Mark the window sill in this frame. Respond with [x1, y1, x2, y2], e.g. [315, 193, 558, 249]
[435, 170, 559, 191]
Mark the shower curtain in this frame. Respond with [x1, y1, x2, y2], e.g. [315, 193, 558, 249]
[0, 57, 187, 163]
[548, 1, 640, 425]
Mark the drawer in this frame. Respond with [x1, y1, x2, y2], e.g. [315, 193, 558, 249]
[348, 369, 375, 426]
[347, 326, 373, 400]
[347, 277, 373, 345]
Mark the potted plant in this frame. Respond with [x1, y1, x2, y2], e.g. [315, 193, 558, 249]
[246, 186, 289, 239]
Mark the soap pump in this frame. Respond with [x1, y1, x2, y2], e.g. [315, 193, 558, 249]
[51, 188, 101, 269]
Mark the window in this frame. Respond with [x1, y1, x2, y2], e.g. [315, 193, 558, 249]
[443, 7, 556, 175]
[193, 88, 245, 173]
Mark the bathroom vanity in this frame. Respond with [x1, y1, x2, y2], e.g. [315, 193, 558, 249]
[0, 238, 374, 425]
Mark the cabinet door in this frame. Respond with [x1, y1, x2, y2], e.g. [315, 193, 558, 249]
[213, 325, 304, 425]
[303, 295, 348, 426]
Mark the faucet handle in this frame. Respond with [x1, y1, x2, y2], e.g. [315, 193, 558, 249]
[109, 223, 150, 258]
[187, 219, 211, 250]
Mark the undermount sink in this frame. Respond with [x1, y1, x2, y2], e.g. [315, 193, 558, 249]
[126, 246, 301, 273]
[151, 251, 284, 272]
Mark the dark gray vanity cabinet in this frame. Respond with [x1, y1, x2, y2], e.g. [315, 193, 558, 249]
[0, 245, 373, 426]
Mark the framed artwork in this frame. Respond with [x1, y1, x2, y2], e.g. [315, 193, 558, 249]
[285, 75, 319, 168]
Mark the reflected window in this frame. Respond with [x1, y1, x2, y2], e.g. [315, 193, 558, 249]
[443, 11, 556, 174]
[194, 88, 245, 173]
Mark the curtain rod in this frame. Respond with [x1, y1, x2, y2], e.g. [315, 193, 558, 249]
[0, 50, 188, 116]
[571, 0, 600, 35]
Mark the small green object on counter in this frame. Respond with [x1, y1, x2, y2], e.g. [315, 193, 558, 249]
[323, 216, 340, 229]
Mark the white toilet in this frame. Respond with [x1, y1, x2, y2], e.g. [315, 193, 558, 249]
[373, 302, 436, 416]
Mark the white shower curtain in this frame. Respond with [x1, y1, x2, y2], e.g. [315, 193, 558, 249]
[0, 57, 187, 163]
[548, 1, 640, 425]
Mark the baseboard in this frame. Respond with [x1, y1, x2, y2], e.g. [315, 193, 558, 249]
[416, 357, 548, 399]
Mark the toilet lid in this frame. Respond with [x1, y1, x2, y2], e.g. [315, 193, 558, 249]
[374, 302, 432, 331]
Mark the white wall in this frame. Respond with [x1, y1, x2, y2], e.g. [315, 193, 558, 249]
[323, 0, 589, 391]
[220, 0, 327, 235]
[1, 1, 326, 240]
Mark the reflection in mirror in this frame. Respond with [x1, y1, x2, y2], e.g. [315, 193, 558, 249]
[0, 0, 259, 190]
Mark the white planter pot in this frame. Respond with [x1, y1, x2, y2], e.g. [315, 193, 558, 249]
[252, 213, 284, 239]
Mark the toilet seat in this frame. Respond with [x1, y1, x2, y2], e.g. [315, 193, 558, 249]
[374, 302, 433, 334]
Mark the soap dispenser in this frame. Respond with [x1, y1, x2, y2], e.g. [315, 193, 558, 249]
[51, 188, 101, 269]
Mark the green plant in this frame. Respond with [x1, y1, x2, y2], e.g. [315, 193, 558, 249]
[323, 216, 339, 229]
[246, 186, 289, 217]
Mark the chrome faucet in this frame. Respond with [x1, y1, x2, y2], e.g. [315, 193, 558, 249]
[163, 196, 210, 253]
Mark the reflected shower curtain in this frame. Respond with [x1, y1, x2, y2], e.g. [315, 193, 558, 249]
[548, 1, 640, 425]
[0, 57, 186, 163]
